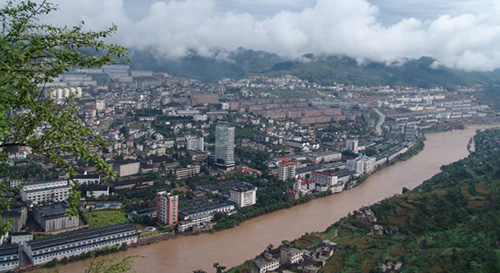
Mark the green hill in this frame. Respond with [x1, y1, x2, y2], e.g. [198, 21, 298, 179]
[233, 128, 500, 272]
[129, 48, 500, 88]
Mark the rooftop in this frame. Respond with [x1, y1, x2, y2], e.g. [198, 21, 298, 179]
[27, 223, 135, 250]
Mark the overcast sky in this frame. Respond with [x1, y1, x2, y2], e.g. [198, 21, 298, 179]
[39, 0, 500, 71]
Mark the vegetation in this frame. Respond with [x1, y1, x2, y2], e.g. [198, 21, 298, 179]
[247, 128, 500, 272]
[0, 0, 127, 232]
[213, 175, 314, 230]
[83, 210, 128, 229]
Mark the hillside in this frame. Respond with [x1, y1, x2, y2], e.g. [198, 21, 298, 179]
[230, 128, 500, 272]
[129, 48, 500, 88]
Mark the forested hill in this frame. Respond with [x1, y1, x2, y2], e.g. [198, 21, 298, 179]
[264, 128, 500, 272]
[129, 48, 500, 88]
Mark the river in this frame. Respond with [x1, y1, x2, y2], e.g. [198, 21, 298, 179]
[58, 128, 478, 273]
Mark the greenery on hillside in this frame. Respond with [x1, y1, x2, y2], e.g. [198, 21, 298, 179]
[130, 48, 500, 88]
[248, 128, 500, 272]
[265, 55, 500, 89]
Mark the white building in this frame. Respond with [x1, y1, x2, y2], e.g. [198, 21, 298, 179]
[113, 159, 140, 177]
[0, 244, 19, 272]
[311, 172, 339, 192]
[280, 247, 305, 265]
[186, 137, 204, 151]
[33, 202, 79, 232]
[251, 257, 280, 273]
[23, 223, 137, 265]
[346, 139, 359, 153]
[305, 151, 342, 164]
[346, 156, 376, 175]
[20, 180, 71, 206]
[229, 186, 257, 207]
[279, 159, 296, 182]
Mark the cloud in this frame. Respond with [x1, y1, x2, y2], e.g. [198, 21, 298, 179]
[42, 0, 500, 71]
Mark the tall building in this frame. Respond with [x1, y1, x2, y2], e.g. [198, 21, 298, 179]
[279, 158, 297, 182]
[346, 139, 359, 153]
[156, 191, 179, 225]
[215, 123, 235, 168]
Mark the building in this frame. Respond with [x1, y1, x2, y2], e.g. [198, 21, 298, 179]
[174, 165, 201, 179]
[0, 244, 19, 272]
[186, 137, 204, 151]
[23, 223, 137, 265]
[179, 201, 235, 221]
[112, 159, 140, 177]
[20, 180, 71, 206]
[215, 123, 235, 168]
[305, 151, 342, 164]
[33, 202, 79, 232]
[0, 207, 27, 233]
[177, 214, 213, 232]
[251, 257, 280, 273]
[346, 139, 359, 153]
[279, 159, 296, 182]
[311, 172, 339, 192]
[85, 185, 110, 198]
[347, 156, 376, 175]
[280, 247, 305, 265]
[73, 174, 100, 185]
[11, 232, 33, 245]
[112, 177, 154, 191]
[156, 192, 178, 225]
[229, 185, 257, 207]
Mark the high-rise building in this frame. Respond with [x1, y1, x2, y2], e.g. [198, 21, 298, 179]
[156, 191, 178, 225]
[279, 158, 297, 181]
[346, 139, 359, 153]
[215, 123, 235, 168]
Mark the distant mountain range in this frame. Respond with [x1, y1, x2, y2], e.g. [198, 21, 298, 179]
[129, 48, 500, 88]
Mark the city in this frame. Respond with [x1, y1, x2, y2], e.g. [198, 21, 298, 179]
[0, 63, 498, 272]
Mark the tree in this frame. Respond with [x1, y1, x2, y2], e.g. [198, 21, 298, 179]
[0, 0, 127, 230]
[85, 255, 139, 273]
[213, 263, 226, 273]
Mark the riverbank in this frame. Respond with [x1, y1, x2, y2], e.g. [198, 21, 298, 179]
[226, 127, 500, 272]
[56, 128, 478, 273]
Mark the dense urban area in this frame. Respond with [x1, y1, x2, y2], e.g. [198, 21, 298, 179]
[1, 64, 499, 272]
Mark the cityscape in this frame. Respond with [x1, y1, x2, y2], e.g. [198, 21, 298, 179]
[1, 62, 498, 272]
[2, 0, 500, 273]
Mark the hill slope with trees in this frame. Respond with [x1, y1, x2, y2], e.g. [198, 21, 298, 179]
[130, 48, 500, 88]
[229, 128, 500, 272]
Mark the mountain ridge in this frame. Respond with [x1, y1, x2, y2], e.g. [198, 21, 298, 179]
[129, 48, 500, 88]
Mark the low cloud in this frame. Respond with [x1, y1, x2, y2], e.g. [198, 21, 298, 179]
[44, 0, 500, 71]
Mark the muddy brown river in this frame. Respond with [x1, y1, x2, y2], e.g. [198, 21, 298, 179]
[58, 128, 479, 273]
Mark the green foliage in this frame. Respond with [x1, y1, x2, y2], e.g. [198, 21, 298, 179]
[84, 254, 139, 273]
[0, 0, 128, 228]
[232, 128, 500, 273]
[83, 210, 128, 228]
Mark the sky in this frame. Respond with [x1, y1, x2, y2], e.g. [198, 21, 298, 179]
[36, 0, 500, 71]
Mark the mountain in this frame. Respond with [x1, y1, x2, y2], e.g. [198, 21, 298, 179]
[265, 55, 500, 89]
[129, 48, 500, 88]
[129, 48, 285, 82]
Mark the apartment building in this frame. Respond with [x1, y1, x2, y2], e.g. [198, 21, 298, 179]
[20, 180, 71, 206]
[156, 192, 179, 225]
[229, 186, 257, 207]
[0, 244, 19, 272]
[23, 223, 137, 266]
